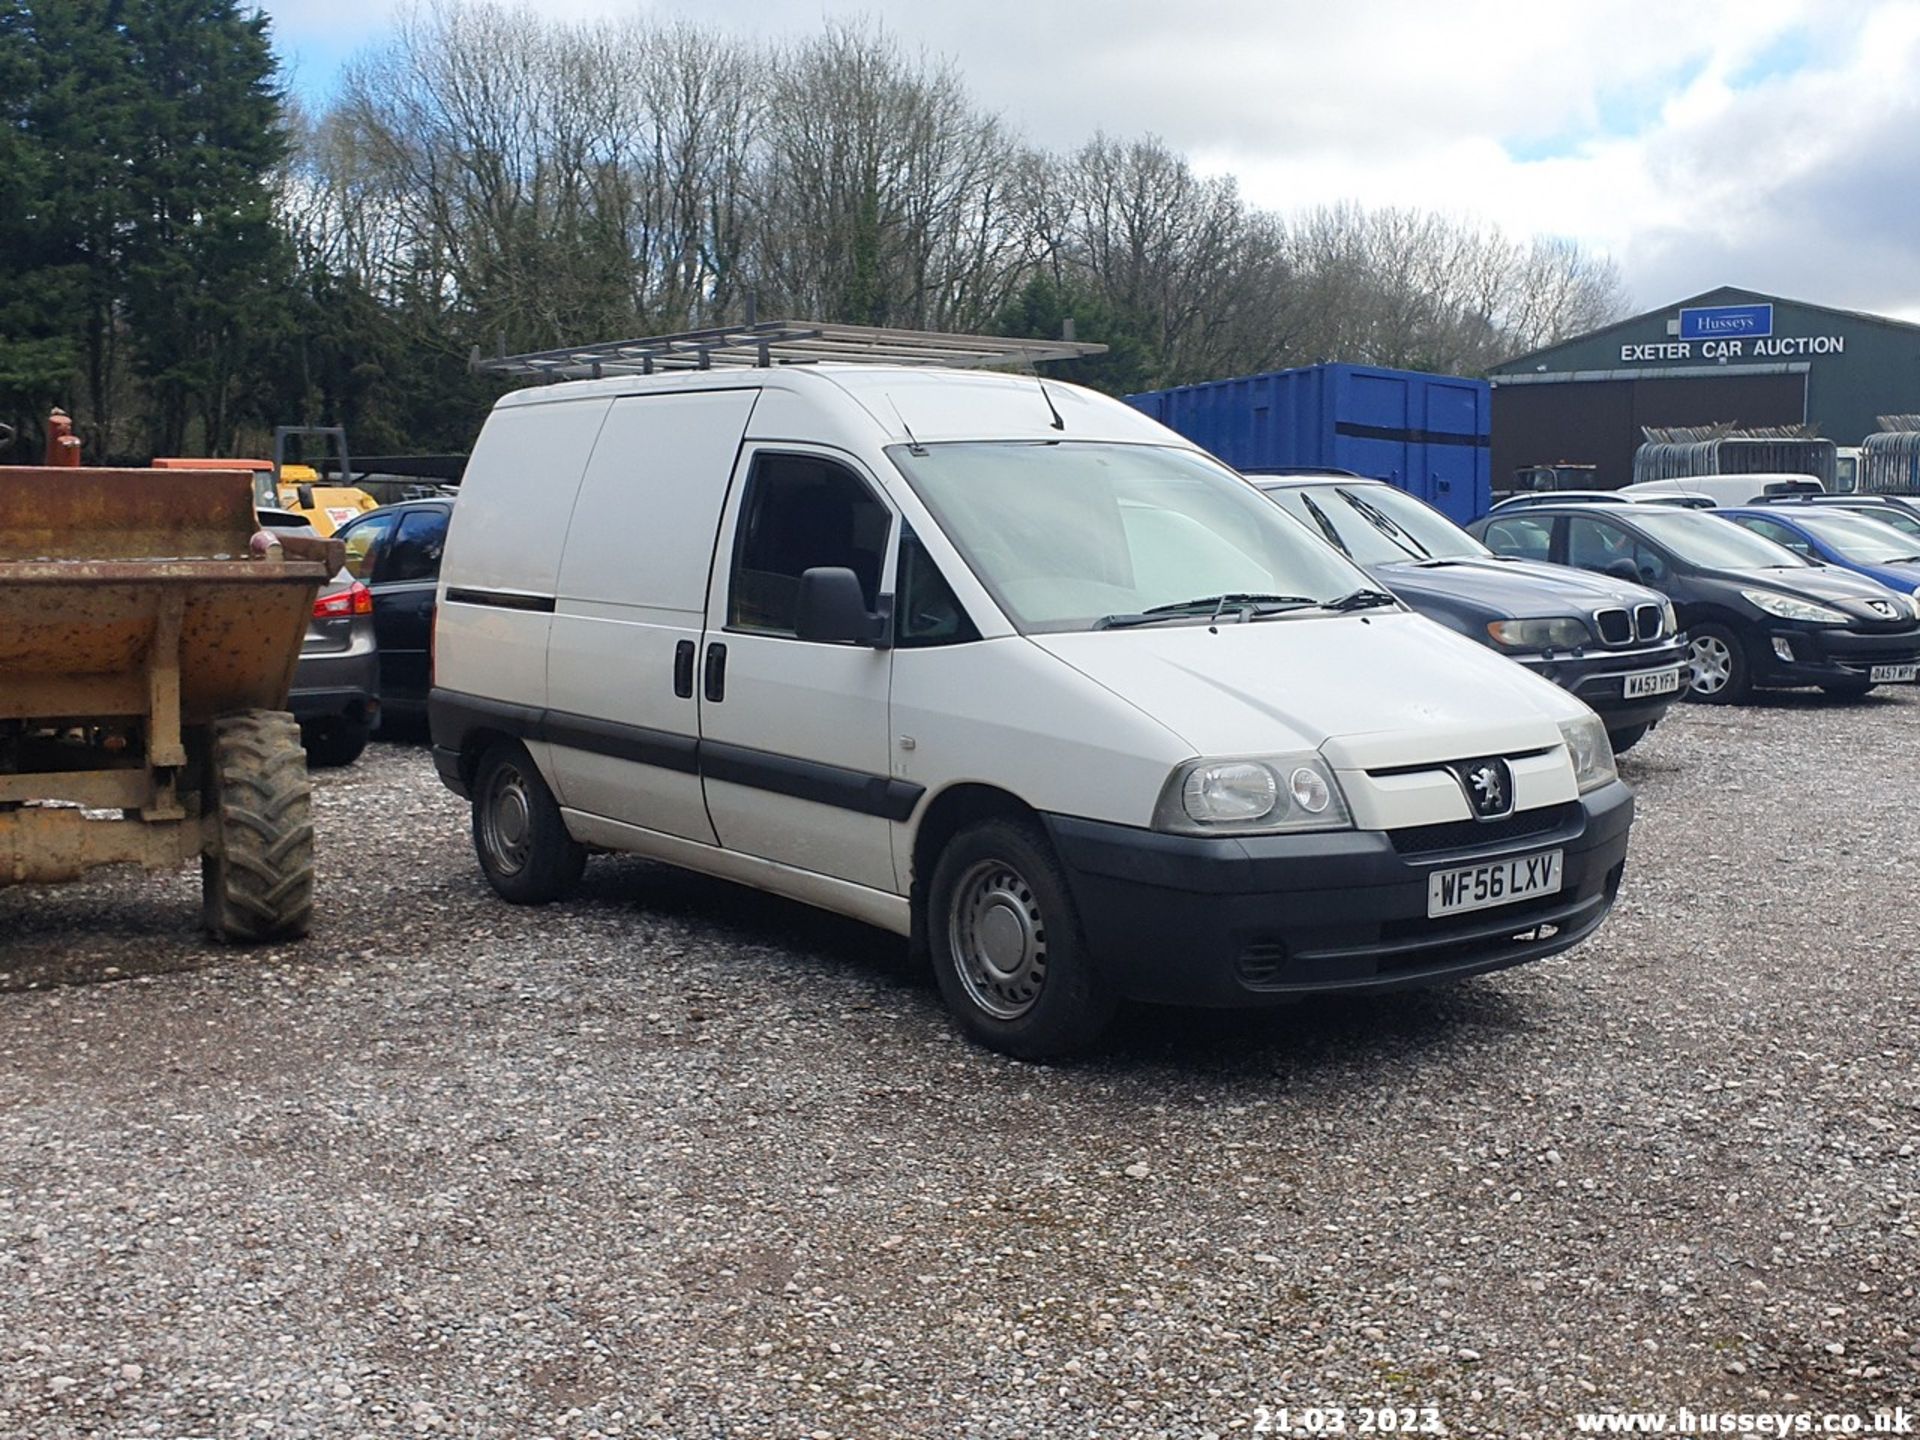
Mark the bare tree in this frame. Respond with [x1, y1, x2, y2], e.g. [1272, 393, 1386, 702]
[282, 6, 1627, 396]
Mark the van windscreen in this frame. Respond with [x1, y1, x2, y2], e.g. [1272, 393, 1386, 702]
[888, 442, 1367, 634]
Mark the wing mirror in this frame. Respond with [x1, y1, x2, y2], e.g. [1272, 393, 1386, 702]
[795, 567, 892, 647]
[1603, 559, 1639, 582]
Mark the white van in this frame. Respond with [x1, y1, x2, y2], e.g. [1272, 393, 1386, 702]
[1620, 474, 1824, 508]
[430, 364, 1633, 1057]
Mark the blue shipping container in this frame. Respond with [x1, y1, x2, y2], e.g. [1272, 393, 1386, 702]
[1127, 363, 1492, 524]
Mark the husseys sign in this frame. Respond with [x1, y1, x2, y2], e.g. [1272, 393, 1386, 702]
[1621, 303, 1847, 363]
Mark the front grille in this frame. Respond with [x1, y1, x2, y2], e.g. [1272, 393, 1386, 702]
[1594, 608, 1632, 645]
[1388, 800, 1580, 856]
[1634, 603, 1663, 641]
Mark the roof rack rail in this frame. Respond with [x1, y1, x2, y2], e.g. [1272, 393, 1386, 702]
[471, 320, 1107, 382]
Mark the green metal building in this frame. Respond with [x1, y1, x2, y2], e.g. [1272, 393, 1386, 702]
[1488, 285, 1920, 489]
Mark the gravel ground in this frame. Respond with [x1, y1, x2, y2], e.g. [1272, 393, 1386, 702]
[2, 697, 1917, 1439]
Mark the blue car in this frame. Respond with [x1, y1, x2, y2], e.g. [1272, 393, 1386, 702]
[1718, 506, 1920, 598]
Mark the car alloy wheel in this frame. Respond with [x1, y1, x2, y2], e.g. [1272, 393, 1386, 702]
[1688, 634, 1734, 696]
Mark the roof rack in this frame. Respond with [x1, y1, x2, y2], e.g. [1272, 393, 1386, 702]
[471, 320, 1107, 382]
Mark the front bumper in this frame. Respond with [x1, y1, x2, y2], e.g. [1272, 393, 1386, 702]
[1752, 624, 1920, 688]
[1043, 779, 1633, 1007]
[1517, 638, 1690, 730]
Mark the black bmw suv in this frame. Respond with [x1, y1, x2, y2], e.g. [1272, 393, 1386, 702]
[1253, 474, 1687, 750]
[1470, 502, 1920, 702]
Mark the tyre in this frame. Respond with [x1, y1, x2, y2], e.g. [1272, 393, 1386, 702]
[1820, 678, 1875, 698]
[201, 710, 315, 943]
[1684, 622, 1751, 703]
[471, 738, 585, 904]
[1607, 722, 1651, 754]
[927, 817, 1116, 1060]
[301, 716, 370, 768]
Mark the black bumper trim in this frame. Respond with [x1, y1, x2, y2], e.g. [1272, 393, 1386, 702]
[1042, 780, 1633, 1007]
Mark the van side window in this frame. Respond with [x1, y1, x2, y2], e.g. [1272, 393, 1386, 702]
[728, 453, 892, 636]
[896, 531, 980, 648]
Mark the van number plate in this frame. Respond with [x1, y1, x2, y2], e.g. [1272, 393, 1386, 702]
[1623, 667, 1682, 699]
[1870, 663, 1918, 683]
[1427, 850, 1563, 918]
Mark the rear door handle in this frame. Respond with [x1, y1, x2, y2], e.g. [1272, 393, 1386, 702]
[673, 640, 695, 699]
[703, 641, 727, 702]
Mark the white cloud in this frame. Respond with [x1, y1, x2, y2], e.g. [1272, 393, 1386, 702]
[258, 0, 1920, 315]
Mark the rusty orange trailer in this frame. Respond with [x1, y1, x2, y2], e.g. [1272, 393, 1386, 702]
[0, 466, 342, 939]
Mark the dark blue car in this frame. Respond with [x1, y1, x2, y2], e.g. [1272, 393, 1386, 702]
[1252, 473, 1688, 750]
[1717, 506, 1920, 597]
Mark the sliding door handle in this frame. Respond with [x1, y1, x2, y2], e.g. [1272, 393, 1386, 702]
[703, 641, 728, 702]
[673, 640, 695, 698]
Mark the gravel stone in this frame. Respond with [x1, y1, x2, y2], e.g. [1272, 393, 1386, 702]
[3, 694, 1918, 1437]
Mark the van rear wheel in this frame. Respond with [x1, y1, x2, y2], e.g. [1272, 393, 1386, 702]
[928, 818, 1115, 1060]
[472, 739, 585, 904]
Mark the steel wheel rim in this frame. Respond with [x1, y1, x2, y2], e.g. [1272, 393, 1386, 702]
[1689, 635, 1733, 694]
[948, 858, 1047, 1020]
[481, 763, 534, 876]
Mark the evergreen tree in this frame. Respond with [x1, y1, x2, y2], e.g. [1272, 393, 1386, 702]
[0, 0, 289, 459]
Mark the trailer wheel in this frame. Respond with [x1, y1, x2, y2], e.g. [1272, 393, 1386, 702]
[202, 710, 315, 942]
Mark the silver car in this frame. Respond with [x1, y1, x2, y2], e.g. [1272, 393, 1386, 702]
[260, 509, 381, 767]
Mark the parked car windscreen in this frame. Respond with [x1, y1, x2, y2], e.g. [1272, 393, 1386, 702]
[889, 442, 1368, 633]
[1266, 483, 1484, 564]
[1787, 510, 1920, 563]
[1635, 510, 1810, 569]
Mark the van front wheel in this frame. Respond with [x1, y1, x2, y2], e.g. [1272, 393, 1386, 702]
[472, 739, 586, 904]
[928, 818, 1116, 1060]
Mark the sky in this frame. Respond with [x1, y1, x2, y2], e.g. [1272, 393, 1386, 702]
[260, 0, 1920, 321]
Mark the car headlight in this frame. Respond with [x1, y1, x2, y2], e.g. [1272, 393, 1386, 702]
[1906, 588, 1920, 619]
[1153, 754, 1353, 836]
[1485, 617, 1590, 651]
[1557, 713, 1617, 795]
[1661, 600, 1678, 635]
[1741, 589, 1846, 624]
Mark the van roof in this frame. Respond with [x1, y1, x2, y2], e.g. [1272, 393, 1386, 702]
[492, 363, 1181, 449]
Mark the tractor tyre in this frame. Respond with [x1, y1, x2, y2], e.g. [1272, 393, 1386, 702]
[202, 709, 315, 943]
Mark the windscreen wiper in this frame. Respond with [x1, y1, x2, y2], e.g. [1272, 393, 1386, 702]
[1322, 587, 1400, 612]
[1094, 592, 1318, 630]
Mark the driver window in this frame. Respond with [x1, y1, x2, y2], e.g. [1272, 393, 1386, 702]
[340, 511, 397, 580]
[727, 453, 892, 636]
[1567, 516, 1631, 572]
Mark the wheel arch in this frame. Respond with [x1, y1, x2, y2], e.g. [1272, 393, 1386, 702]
[906, 782, 1039, 955]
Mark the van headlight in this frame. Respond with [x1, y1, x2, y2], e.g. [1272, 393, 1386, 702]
[1153, 754, 1352, 835]
[1741, 589, 1845, 624]
[1485, 617, 1589, 650]
[1557, 713, 1617, 794]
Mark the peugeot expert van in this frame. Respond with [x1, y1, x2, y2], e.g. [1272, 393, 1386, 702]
[430, 365, 1633, 1057]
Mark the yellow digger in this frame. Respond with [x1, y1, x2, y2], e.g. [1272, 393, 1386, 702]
[151, 427, 379, 536]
